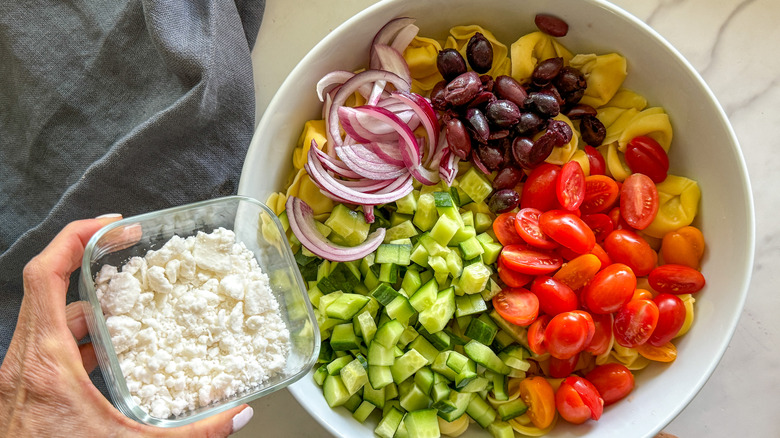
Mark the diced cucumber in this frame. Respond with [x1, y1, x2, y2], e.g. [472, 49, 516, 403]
[489, 310, 530, 348]
[318, 341, 334, 364]
[430, 381, 451, 403]
[398, 325, 419, 349]
[374, 319, 405, 348]
[410, 242, 430, 268]
[431, 351, 459, 381]
[390, 212, 413, 227]
[481, 278, 503, 301]
[488, 420, 515, 438]
[368, 365, 394, 390]
[476, 235, 502, 265]
[418, 287, 456, 334]
[499, 345, 532, 372]
[450, 224, 477, 245]
[386, 295, 417, 326]
[330, 324, 360, 351]
[404, 409, 440, 438]
[384, 382, 399, 401]
[368, 342, 395, 366]
[497, 398, 529, 421]
[326, 354, 354, 375]
[363, 381, 386, 409]
[458, 376, 489, 393]
[491, 330, 515, 352]
[455, 294, 488, 318]
[378, 262, 398, 283]
[395, 191, 419, 215]
[402, 269, 423, 296]
[323, 375, 351, 407]
[458, 236, 485, 260]
[458, 167, 493, 204]
[429, 213, 459, 247]
[313, 364, 328, 386]
[418, 327, 452, 351]
[464, 340, 510, 375]
[413, 193, 438, 231]
[390, 349, 429, 384]
[399, 384, 432, 412]
[318, 290, 343, 313]
[326, 294, 370, 320]
[325, 204, 371, 245]
[433, 391, 473, 422]
[427, 255, 450, 286]
[445, 250, 463, 279]
[376, 243, 413, 266]
[371, 283, 400, 306]
[414, 367, 435, 394]
[318, 262, 361, 294]
[460, 210, 475, 227]
[407, 336, 439, 365]
[418, 233, 449, 257]
[465, 394, 497, 428]
[444, 350, 470, 374]
[491, 372, 509, 402]
[340, 358, 369, 395]
[352, 400, 376, 423]
[465, 314, 498, 345]
[308, 285, 324, 309]
[375, 406, 404, 438]
[385, 220, 419, 243]
[459, 263, 491, 294]
[474, 212, 493, 233]
[355, 311, 377, 345]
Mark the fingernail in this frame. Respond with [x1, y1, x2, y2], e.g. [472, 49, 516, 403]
[95, 213, 122, 219]
[230, 406, 253, 435]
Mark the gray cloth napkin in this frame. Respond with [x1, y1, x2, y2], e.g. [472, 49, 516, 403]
[0, 0, 265, 376]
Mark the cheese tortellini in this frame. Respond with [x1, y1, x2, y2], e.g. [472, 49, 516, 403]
[509, 31, 573, 83]
[569, 53, 627, 108]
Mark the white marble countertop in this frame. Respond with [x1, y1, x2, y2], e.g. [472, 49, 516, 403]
[240, 0, 780, 436]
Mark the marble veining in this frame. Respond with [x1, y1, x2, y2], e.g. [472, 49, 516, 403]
[245, 0, 780, 436]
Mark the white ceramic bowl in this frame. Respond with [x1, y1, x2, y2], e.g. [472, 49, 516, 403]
[238, 0, 755, 436]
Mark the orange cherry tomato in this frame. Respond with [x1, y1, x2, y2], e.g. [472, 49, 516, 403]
[493, 212, 527, 246]
[518, 376, 557, 429]
[581, 263, 636, 314]
[493, 287, 539, 326]
[632, 288, 653, 300]
[553, 253, 602, 290]
[585, 363, 635, 406]
[581, 175, 619, 214]
[648, 264, 706, 294]
[661, 226, 705, 269]
[603, 229, 658, 276]
[635, 340, 678, 362]
[620, 173, 659, 230]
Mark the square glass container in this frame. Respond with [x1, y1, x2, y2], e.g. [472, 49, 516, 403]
[78, 195, 320, 427]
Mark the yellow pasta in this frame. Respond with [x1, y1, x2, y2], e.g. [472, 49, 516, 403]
[610, 344, 652, 370]
[643, 175, 701, 238]
[617, 107, 673, 152]
[438, 414, 470, 437]
[404, 36, 444, 93]
[674, 294, 696, 338]
[569, 148, 591, 176]
[293, 120, 328, 170]
[285, 168, 335, 219]
[509, 414, 558, 436]
[599, 107, 639, 146]
[509, 31, 573, 83]
[604, 88, 648, 110]
[597, 142, 631, 182]
[445, 25, 509, 78]
[569, 53, 627, 108]
[265, 192, 287, 216]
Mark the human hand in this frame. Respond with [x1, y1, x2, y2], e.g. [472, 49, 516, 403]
[0, 216, 253, 437]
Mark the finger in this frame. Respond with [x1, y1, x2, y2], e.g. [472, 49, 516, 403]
[78, 342, 99, 374]
[164, 404, 253, 438]
[65, 301, 89, 340]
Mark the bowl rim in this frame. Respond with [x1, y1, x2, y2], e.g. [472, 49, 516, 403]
[239, 0, 756, 436]
[79, 195, 321, 427]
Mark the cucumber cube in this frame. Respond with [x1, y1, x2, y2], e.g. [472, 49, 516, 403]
[385, 295, 417, 326]
[459, 263, 491, 295]
[407, 336, 439, 365]
[395, 191, 419, 215]
[413, 193, 438, 231]
[374, 319, 405, 348]
[458, 167, 493, 204]
[404, 409, 440, 438]
[323, 375, 351, 407]
[465, 315, 498, 345]
[375, 407, 404, 438]
[368, 365, 394, 390]
[355, 311, 377, 345]
[330, 324, 360, 351]
[352, 400, 377, 423]
[326, 294, 370, 320]
[417, 287, 456, 334]
[340, 358, 369, 395]
[390, 349, 428, 384]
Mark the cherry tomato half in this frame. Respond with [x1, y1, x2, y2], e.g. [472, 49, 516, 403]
[493, 287, 539, 327]
[527, 314, 551, 355]
[584, 145, 606, 176]
[545, 311, 593, 359]
[585, 312, 614, 356]
[518, 377, 557, 429]
[498, 256, 534, 288]
[581, 263, 636, 314]
[531, 276, 579, 316]
[493, 212, 527, 246]
[603, 229, 658, 276]
[581, 213, 614, 242]
[499, 245, 563, 275]
[648, 293, 687, 346]
[521, 163, 562, 212]
[635, 340, 677, 362]
[515, 208, 558, 250]
[557, 160, 586, 211]
[585, 363, 634, 406]
[581, 175, 619, 214]
[549, 353, 580, 378]
[539, 210, 596, 255]
[648, 264, 706, 294]
[553, 253, 602, 291]
[625, 136, 669, 183]
[613, 299, 659, 348]
[555, 376, 604, 424]
[620, 173, 659, 230]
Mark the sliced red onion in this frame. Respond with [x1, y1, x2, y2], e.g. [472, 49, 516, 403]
[316, 71, 354, 102]
[369, 17, 417, 68]
[335, 143, 407, 180]
[391, 91, 440, 164]
[362, 205, 375, 224]
[439, 148, 460, 186]
[367, 141, 404, 166]
[370, 44, 412, 86]
[285, 196, 385, 262]
[310, 142, 362, 179]
[338, 106, 397, 144]
[389, 23, 419, 53]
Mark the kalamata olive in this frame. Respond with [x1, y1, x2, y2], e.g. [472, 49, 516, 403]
[525, 91, 560, 117]
[467, 91, 496, 109]
[546, 119, 573, 146]
[437, 48, 468, 82]
[529, 132, 557, 165]
[562, 88, 585, 107]
[514, 112, 545, 135]
[480, 74, 495, 92]
[466, 32, 493, 74]
[476, 144, 504, 171]
[446, 118, 472, 159]
[493, 166, 524, 190]
[465, 107, 490, 143]
[444, 71, 482, 106]
[554, 66, 587, 94]
[430, 80, 448, 111]
[488, 189, 520, 214]
[532, 57, 564, 86]
[488, 129, 510, 140]
[485, 100, 521, 128]
[535, 14, 569, 37]
[565, 103, 598, 119]
[494, 75, 527, 109]
[471, 149, 491, 174]
[511, 137, 536, 169]
[580, 115, 607, 146]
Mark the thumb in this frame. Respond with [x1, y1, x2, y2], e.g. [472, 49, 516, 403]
[164, 404, 254, 438]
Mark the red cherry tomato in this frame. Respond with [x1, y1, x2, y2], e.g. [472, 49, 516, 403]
[498, 255, 533, 288]
[499, 245, 563, 275]
[581, 213, 614, 242]
[515, 208, 558, 250]
[620, 173, 659, 230]
[625, 136, 669, 183]
[581, 175, 619, 214]
[608, 206, 634, 231]
[555, 376, 604, 424]
[527, 314, 550, 355]
[538, 210, 595, 255]
[570, 310, 596, 346]
[493, 212, 527, 246]
[530, 276, 579, 316]
[648, 264, 706, 294]
[521, 163, 562, 211]
[493, 287, 539, 327]
[613, 299, 660, 348]
[584, 145, 606, 176]
[603, 229, 658, 276]
[549, 353, 580, 378]
[556, 161, 586, 211]
[586, 312, 614, 356]
[648, 293, 687, 346]
[544, 311, 593, 359]
[585, 363, 635, 406]
[581, 263, 636, 314]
